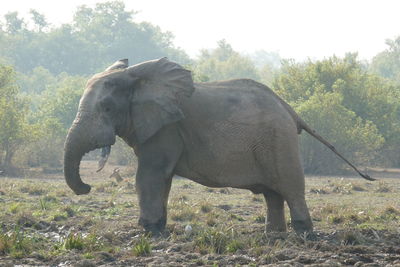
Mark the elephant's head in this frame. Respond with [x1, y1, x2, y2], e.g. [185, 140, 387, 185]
[64, 58, 194, 195]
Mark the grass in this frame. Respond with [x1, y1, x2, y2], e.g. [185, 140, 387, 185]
[132, 235, 151, 256]
[0, 165, 399, 266]
[194, 228, 230, 254]
[0, 226, 43, 258]
[62, 233, 85, 250]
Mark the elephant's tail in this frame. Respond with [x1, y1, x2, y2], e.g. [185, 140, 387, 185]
[299, 119, 375, 181]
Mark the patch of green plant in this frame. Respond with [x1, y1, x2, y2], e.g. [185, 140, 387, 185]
[0, 226, 39, 258]
[39, 198, 49, 211]
[226, 239, 244, 253]
[195, 228, 231, 254]
[9, 203, 22, 214]
[58, 232, 104, 252]
[132, 235, 151, 257]
[62, 233, 85, 250]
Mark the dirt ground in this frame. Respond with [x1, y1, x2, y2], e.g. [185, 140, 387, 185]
[0, 161, 399, 266]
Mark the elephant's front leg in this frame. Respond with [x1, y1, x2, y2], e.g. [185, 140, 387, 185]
[136, 164, 173, 234]
[134, 125, 183, 234]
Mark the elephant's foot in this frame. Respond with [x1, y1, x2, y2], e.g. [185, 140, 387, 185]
[292, 219, 313, 234]
[139, 217, 166, 235]
[265, 222, 287, 233]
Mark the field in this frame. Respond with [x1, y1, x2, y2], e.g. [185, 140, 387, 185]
[0, 161, 399, 266]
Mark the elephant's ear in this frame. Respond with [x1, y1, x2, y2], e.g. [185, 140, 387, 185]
[127, 58, 195, 144]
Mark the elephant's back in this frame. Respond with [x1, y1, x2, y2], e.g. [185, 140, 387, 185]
[189, 79, 294, 126]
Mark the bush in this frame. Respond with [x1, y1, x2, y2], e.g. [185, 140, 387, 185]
[296, 92, 383, 174]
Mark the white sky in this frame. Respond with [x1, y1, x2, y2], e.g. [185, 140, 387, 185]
[1, 0, 400, 61]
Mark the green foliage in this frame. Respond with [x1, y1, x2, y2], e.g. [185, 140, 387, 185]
[15, 73, 85, 167]
[296, 91, 383, 173]
[0, 1, 190, 75]
[0, 65, 36, 170]
[194, 40, 260, 82]
[274, 55, 399, 171]
[370, 36, 400, 82]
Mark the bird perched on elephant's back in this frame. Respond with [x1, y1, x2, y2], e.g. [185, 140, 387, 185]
[64, 58, 373, 235]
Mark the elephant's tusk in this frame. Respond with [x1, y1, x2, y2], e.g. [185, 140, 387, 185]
[97, 146, 111, 172]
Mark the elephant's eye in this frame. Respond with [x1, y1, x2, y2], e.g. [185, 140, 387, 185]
[103, 103, 114, 113]
[99, 97, 114, 113]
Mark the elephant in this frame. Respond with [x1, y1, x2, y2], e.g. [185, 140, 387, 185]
[64, 58, 374, 234]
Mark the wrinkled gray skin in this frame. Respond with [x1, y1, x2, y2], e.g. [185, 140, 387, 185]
[64, 58, 373, 234]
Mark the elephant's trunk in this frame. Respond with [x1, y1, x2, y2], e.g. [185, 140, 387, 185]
[64, 125, 92, 195]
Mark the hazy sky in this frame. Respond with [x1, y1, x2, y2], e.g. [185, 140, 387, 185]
[2, 0, 400, 61]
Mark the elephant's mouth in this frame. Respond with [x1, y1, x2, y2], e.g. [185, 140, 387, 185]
[96, 145, 112, 172]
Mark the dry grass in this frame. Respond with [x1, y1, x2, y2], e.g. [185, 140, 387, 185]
[0, 161, 399, 266]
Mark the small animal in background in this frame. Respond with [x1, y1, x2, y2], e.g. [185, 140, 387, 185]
[110, 168, 123, 183]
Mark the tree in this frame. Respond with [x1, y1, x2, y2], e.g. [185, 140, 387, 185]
[3, 12, 25, 34]
[18, 74, 86, 168]
[0, 65, 34, 171]
[194, 40, 260, 82]
[0, 1, 190, 76]
[370, 36, 400, 82]
[29, 9, 48, 32]
[295, 91, 383, 173]
[273, 55, 398, 172]
[18, 66, 57, 94]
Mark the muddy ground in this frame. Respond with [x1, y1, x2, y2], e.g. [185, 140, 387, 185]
[0, 161, 399, 266]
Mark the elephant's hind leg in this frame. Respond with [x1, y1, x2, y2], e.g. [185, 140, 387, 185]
[263, 190, 286, 232]
[278, 170, 313, 233]
[263, 130, 313, 233]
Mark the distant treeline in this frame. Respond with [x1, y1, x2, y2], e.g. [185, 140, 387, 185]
[0, 1, 399, 174]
